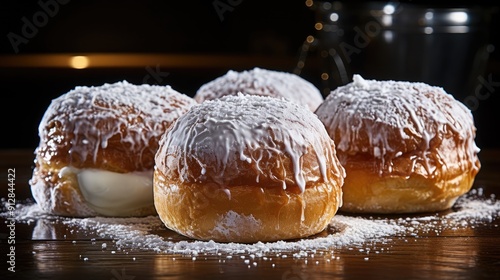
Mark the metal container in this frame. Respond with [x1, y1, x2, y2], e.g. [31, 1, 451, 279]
[310, 1, 496, 101]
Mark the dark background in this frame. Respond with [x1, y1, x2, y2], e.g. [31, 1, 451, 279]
[1, 0, 499, 150]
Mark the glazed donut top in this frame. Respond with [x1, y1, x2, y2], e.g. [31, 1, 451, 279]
[315, 75, 480, 176]
[37, 81, 196, 172]
[155, 94, 345, 193]
[194, 67, 324, 111]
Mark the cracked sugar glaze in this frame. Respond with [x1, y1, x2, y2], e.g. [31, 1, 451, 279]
[315, 74, 480, 177]
[155, 94, 345, 193]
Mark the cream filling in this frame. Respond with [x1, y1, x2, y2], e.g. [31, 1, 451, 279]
[59, 167, 154, 216]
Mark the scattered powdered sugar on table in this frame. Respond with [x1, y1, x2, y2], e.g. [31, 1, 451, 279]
[2, 188, 499, 257]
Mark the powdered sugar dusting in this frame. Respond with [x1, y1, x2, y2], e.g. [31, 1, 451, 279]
[3, 188, 498, 257]
[37, 80, 196, 170]
[194, 67, 324, 111]
[209, 211, 263, 240]
[315, 74, 480, 178]
[156, 94, 345, 193]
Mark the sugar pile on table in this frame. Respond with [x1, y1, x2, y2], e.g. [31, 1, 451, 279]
[2, 188, 499, 257]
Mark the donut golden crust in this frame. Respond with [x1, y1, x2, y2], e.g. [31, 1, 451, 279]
[154, 94, 345, 242]
[194, 67, 324, 111]
[315, 75, 481, 214]
[30, 81, 196, 217]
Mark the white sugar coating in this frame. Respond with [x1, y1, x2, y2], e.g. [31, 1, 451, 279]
[155, 94, 345, 193]
[208, 211, 263, 240]
[38, 80, 196, 169]
[3, 189, 498, 257]
[315, 75, 480, 175]
[195, 67, 324, 111]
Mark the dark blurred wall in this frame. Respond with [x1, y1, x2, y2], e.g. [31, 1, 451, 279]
[0, 0, 315, 150]
[1, 1, 313, 54]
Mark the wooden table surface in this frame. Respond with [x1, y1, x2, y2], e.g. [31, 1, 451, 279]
[1, 149, 500, 280]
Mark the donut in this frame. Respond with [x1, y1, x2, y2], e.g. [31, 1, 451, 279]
[194, 67, 324, 111]
[29, 81, 197, 217]
[154, 94, 345, 242]
[315, 75, 481, 214]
